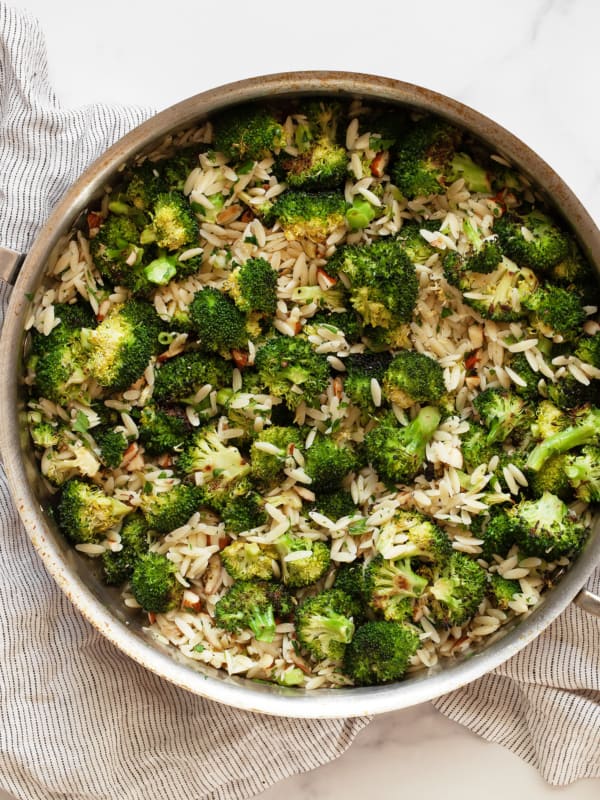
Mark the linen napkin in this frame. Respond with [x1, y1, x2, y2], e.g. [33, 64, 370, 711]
[0, 5, 369, 799]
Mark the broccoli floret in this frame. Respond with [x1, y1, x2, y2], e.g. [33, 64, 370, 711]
[547, 374, 597, 411]
[460, 421, 500, 472]
[226, 257, 278, 315]
[130, 552, 183, 612]
[274, 534, 331, 588]
[565, 446, 600, 504]
[101, 513, 149, 586]
[214, 105, 286, 162]
[487, 573, 520, 610]
[265, 190, 347, 243]
[343, 351, 393, 414]
[511, 492, 585, 559]
[508, 352, 541, 401]
[220, 540, 277, 581]
[189, 287, 248, 353]
[332, 561, 366, 602]
[94, 427, 128, 468]
[342, 620, 420, 685]
[382, 351, 445, 409]
[249, 425, 304, 485]
[295, 589, 356, 662]
[365, 406, 441, 485]
[57, 479, 131, 544]
[279, 101, 348, 190]
[254, 336, 329, 411]
[177, 426, 250, 487]
[304, 310, 364, 344]
[462, 218, 503, 273]
[90, 215, 143, 287]
[364, 554, 428, 622]
[391, 119, 490, 198]
[138, 405, 188, 455]
[85, 300, 160, 393]
[291, 284, 346, 311]
[550, 237, 594, 285]
[378, 509, 452, 562]
[529, 453, 572, 500]
[395, 222, 437, 264]
[495, 210, 570, 274]
[153, 351, 233, 403]
[29, 420, 60, 448]
[139, 484, 203, 534]
[314, 490, 358, 521]
[523, 285, 586, 342]
[575, 334, 600, 369]
[160, 149, 200, 191]
[328, 240, 418, 328]
[444, 252, 539, 322]
[123, 161, 166, 210]
[532, 400, 569, 440]
[304, 434, 358, 492]
[52, 302, 97, 331]
[526, 406, 600, 472]
[147, 192, 199, 251]
[473, 388, 532, 445]
[214, 580, 279, 642]
[480, 508, 520, 561]
[221, 490, 268, 534]
[33, 327, 87, 404]
[427, 552, 487, 626]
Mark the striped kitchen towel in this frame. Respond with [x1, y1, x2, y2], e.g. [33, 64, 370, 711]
[0, 5, 369, 800]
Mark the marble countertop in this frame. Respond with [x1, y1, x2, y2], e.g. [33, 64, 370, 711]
[5, 0, 599, 797]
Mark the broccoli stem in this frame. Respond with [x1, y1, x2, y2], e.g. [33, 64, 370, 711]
[413, 405, 442, 438]
[527, 410, 600, 471]
[248, 605, 276, 642]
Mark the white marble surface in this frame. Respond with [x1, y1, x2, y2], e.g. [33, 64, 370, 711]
[4, 0, 600, 797]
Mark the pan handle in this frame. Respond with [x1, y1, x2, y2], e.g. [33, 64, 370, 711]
[0, 247, 25, 285]
[573, 588, 600, 618]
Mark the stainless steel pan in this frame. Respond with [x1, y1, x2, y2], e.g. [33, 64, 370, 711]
[1, 72, 598, 718]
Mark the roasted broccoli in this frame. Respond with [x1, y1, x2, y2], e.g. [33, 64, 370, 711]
[427, 552, 487, 626]
[345, 197, 378, 231]
[382, 351, 445, 409]
[342, 620, 420, 685]
[264, 190, 347, 243]
[473, 388, 532, 445]
[138, 404, 188, 455]
[94, 427, 128, 468]
[85, 300, 160, 393]
[279, 101, 347, 190]
[295, 589, 356, 662]
[575, 334, 600, 369]
[364, 554, 428, 622]
[214, 105, 286, 162]
[152, 351, 233, 404]
[254, 336, 330, 411]
[291, 284, 346, 311]
[395, 222, 437, 265]
[364, 407, 441, 485]
[90, 215, 143, 287]
[220, 540, 277, 581]
[495, 210, 570, 274]
[332, 561, 366, 602]
[226, 257, 278, 315]
[189, 287, 248, 353]
[249, 425, 304, 485]
[328, 240, 418, 328]
[177, 426, 250, 487]
[274, 534, 331, 588]
[303, 310, 364, 344]
[33, 327, 87, 404]
[479, 508, 520, 561]
[343, 351, 393, 414]
[313, 490, 358, 522]
[214, 580, 280, 642]
[377, 510, 452, 562]
[565, 446, 600, 503]
[547, 374, 597, 411]
[150, 194, 198, 251]
[508, 352, 541, 401]
[523, 285, 586, 342]
[391, 118, 490, 198]
[511, 492, 585, 559]
[130, 552, 183, 613]
[57, 479, 131, 544]
[304, 434, 358, 492]
[529, 453, 572, 500]
[29, 419, 60, 449]
[487, 573, 520, 610]
[101, 513, 149, 586]
[221, 491, 268, 534]
[460, 421, 499, 471]
[123, 161, 166, 210]
[461, 218, 503, 274]
[532, 400, 569, 440]
[139, 484, 203, 534]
